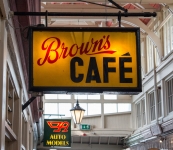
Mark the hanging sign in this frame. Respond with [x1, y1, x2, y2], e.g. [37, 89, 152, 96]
[29, 27, 141, 94]
[43, 119, 71, 147]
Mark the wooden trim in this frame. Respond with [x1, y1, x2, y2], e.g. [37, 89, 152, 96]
[5, 121, 17, 141]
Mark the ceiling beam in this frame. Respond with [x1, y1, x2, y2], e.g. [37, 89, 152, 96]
[41, 2, 46, 8]
[148, 16, 159, 29]
[85, 21, 95, 25]
[155, 13, 172, 32]
[122, 17, 163, 60]
[135, 3, 145, 9]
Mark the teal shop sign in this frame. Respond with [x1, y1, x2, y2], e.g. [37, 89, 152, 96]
[44, 119, 71, 147]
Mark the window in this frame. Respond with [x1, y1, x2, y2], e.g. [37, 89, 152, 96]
[44, 103, 71, 118]
[58, 94, 71, 99]
[45, 94, 71, 99]
[141, 100, 146, 125]
[45, 94, 58, 99]
[104, 103, 117, 114]
[136, 100, 145, 128]
[74, 95, 87, 99]
[136, 103, 141, 128]
[59, 103, 71, 117]
[74, 95, 100, 100]
[149, 92, 155, 121]
[104, 95, 117, 100]
[163, 10, 173, 56]
[157, 87, 162, 117]
[44, 103, 58, 114]
[167, 78, 173, 113]
[118, 103, 131, 112]
[88, 95, 100, 100]
[88, 103, 101, 115]
[6, 71, 19, 130]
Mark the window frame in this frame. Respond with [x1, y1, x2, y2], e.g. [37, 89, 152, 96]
[167, 77, 173, 113]
[148, 91, 156, 121]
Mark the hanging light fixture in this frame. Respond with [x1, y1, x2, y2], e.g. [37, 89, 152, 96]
[70, 99, 85, 124]
[159, 137, 165, 143]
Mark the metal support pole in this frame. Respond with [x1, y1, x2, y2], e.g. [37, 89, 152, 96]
[22, 92, 43, 111]
[22, 97, 36, 111]
[108, 0, 127, 12]
[12, 11, 157, 17]
[39, 96, 43, 111]
[45, 10, 48, 27]
[118, 11, 121, 27]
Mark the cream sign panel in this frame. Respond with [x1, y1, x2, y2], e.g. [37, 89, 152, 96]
[29, 27, 141, 93]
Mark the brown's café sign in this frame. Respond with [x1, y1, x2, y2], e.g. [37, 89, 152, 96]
[29, 27, 141, 94]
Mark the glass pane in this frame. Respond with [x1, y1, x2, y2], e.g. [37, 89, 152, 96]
[58, 94, 71, 99]
[59, 103, 71, 117]
[118, 103, 131, 112]
[74, 95, 87, 99]
[44, 103, 58, 119]
[88, 95, 100, 100]
[136, 103, 141, 127]
[88, 103, 101, 115]
[45, 94, 57, 99]
[104, 95, 117, 100]
[74, 103, 87, 116]
[104, 103, 117, 114]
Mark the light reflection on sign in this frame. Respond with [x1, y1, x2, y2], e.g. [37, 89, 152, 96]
[29, 27, 141, 94]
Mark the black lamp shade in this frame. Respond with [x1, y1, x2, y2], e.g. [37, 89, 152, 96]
[70, 100, 85, 124]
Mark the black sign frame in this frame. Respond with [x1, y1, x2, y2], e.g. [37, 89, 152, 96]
[29, 27, 141, 94]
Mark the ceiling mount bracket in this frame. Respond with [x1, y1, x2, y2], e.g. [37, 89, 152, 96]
[45, 10, 48, 27]
[22, 92, 43, 111]
[118, 11, 121, 27]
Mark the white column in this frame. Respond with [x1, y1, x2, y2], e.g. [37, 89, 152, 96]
[17, 89, 23, 149]
[142, 36, 148, 75]
[71, 95, 75, 128]
[153, 48, 158, 122]
[26, 119, 30, 150]
[0, 18, 7, 150]
[101, 95, 104, 129]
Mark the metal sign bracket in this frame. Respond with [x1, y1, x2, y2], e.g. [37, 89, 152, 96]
[22, 92, 43, 111]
